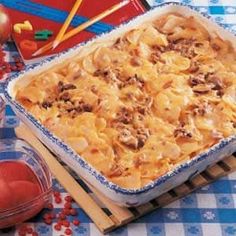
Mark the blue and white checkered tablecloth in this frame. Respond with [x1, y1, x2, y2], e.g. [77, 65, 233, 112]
[0, 0, 236, 235]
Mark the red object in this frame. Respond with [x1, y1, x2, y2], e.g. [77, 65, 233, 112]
[6, 0, 146, 62]
[0, 179, 15, 209]
[0, 161, 38, 183]
[72, 219, 80, 226]
[64, 202, 72, 209]
[0, 4, 12, 44]
[54, 224, 62, 231]
[65, 228, 72, 235]
[47, 203, 54, 210]
[44, 218, 52, 225]
[19, 39, 38, 51]
[62, 220, 70, 227]
[53, 191, 61, 197]
[58, 213, 66, 220]
[70, 209, 77, 216]
[9, 181, 41, 205]
[32, 232, 38, 236]
[64, 195, 73, 202]
[27, 227, 33, 234]
[55, 196, 62, 204]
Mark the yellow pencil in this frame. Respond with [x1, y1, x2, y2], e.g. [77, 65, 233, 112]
[52, 0, 83, 49]
[32, 0, 130, 57]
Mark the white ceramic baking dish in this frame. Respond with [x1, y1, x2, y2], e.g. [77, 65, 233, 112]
[4, 2, 236, 206]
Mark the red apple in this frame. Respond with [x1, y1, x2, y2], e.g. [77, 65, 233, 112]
[0, 4, 12, 44]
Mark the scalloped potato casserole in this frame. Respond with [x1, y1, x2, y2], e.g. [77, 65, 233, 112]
[16, 13, 236, 189]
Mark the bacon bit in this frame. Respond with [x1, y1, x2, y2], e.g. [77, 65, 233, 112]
[91, 148, 99, 154]
[192, 101, 212, 116]
[188, 74, 205, 87]
[42, 101, 52, 109]
[162, 80, 173, 89]
[207, 75, 224, 90]
[133, 153, 149, 168]
[136, 127, 150, 148]
[130, 57, 142, 66]
[174, 127, 192, 138]
[59, 92, 70, 102]
[118, 128, 138, 149]
[188, 61, 199, 73]
[116, 107, 133, 124]
[107, 163, 123, 178]
[212, 43, 221, 51]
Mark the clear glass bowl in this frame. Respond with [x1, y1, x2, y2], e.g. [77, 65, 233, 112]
[0, 138, 52, 229]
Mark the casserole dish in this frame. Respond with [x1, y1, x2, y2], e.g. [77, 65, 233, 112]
[4, 2, 236, 206]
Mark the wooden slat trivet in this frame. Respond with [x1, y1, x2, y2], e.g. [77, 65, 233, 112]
[15, 124, 236, 234]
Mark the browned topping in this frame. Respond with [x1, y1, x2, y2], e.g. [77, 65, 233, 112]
[163, 80, 173, 89]
[118, 126, 150, 150]
[133, 153, 149, 168]
[118, 128, 138, 149]
[188, 61, 200, 73]
[207, 75, 224, 90]
[169, 39, 196, 59]
[150, 51, 162, 64]
[42, 101, 52, 109]
[135, 96, 153, 115]
[113, 37, 125, 50]
[94, 68, 123, 88]
[188, 73, 205, 87]
[136, 127, 150, 148]
[107, 163, 123, 178]
[59, 92, 70, 102]
[212, 43, 221, 51]
[123, 74, 144, 89]
[58, 81, 76, 93]
[192, 101, 212, 116]
[192, 84, 213, 94]
[91, 148, 99, 154]
[91, 85, 98, 94]
[116, 107, 133, 124]
[63, 83, 77, 90]
[74, 100, 93, 113]
[130, 57, 142, 66]
[174, 124, 192, 138]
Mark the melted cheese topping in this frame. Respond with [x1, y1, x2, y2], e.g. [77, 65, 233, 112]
[16, 14, 236, 189]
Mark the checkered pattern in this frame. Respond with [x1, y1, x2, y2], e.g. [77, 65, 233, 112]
[0, 1, 236, 235]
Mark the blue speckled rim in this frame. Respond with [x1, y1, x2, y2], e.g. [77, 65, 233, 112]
[4, 2, 236, 196]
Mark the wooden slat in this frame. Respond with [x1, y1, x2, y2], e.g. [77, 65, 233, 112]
[222, 155, 236, 170]
[156, 192, 174, 206]
[205, 164, 225, 178]
[15, 124, 116, 234]
[84, 180, 135, 225]
[174, 184, 191, 196]
[190, 174, 208, 187]
[136, 202, 154, 215]
[15, 124, 236, 234]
